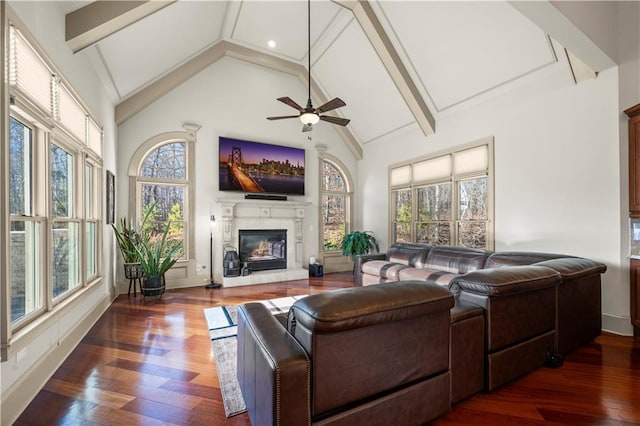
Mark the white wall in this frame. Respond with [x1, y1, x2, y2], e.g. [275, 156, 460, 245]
[117, 56, 358, 286]
[360, 63, 631, 335]
[2, 2, 117, 424]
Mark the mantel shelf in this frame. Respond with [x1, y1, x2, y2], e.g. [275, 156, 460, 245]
[216, 197, 311, 209]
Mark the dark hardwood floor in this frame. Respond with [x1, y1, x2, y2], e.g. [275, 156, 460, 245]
[15, 272, 640, 425]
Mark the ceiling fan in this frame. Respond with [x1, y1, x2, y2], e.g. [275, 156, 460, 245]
[267, 0, 350, 133]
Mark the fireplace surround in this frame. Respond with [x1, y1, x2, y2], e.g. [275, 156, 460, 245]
[218, 198, 310, 287]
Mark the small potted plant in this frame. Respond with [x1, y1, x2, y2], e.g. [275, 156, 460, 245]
[340, 230, 380, 259]
[136, 219, 183, 298]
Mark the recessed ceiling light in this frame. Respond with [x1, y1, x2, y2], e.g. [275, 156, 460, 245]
[267, 40, 277, 49]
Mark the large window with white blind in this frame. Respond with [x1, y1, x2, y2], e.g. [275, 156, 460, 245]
[389, 138, 494, 250]
[3, 23, 103, 356]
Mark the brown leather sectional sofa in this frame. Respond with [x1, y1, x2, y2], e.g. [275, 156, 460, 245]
[236, 244, 607, 425]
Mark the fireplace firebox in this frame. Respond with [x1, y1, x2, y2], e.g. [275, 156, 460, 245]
[238, 229, 287, 272]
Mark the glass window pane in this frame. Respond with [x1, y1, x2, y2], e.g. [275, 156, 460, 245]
[9, 117, 32, 216]
[392, 189, 412, 242]
[322, 161, 346, 192]
[86, 221, 96, 279]
[53, 221, 80, 297]
[417, 183, 451, 221]
[458, 222, 487, 249]
[322, 194, 346, 251]
[10, 220, 41, 323]
[416, 222, 451, 246]
[51, 144, 74, 218]
[459, 177, 488, 220]
[141, 142, 186, 179]
[141, 187, 185, 259]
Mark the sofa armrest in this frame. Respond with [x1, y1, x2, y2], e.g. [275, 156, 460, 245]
[354, 253, 386, 286]
[237, 303, 311, 426]
[449, 265, 560, 297]
[534, 257, 607, 281]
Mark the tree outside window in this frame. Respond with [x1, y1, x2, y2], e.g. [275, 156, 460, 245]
[322, 160, 349, 251]
[138, 142, 187, 259]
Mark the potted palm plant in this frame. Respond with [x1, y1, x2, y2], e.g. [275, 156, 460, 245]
[340, 230, 380, 259]
[136, 219, 183, 298]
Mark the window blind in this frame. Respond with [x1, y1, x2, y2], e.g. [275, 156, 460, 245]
[9, 26, 54, 114]
[390, 165, 412, 187]
[87, 117, 103, 156]
[58, 84, 86, 142]
[413, 155, 452, 182]
[453, 145, 488, 175]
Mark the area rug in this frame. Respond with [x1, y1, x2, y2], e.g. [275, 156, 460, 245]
[204, 295, 307, 417]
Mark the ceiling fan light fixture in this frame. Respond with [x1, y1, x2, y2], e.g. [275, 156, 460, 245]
[300, 112, 320, 125]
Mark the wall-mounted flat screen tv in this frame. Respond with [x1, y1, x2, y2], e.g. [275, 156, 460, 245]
[219, 136, 305, 195]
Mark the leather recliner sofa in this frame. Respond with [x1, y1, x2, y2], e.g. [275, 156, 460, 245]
[355, 244, 607, 389]
[237, 282, 454, 426]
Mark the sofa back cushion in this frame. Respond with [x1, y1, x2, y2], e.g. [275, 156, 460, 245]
[386, 243, 432, 267]
[485, 252, 568, 269]
[288, 282, 453, 417]
[425, 246, 491, 274]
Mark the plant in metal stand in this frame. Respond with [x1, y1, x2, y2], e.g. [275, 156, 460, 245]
[111, 206, 155, 284]
[136, 217, 183, 299]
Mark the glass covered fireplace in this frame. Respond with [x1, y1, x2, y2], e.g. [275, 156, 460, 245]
[238, 229, 287, 272]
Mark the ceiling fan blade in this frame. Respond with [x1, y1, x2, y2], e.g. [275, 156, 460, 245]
[319, 115, 350, 126]
[267, 115, 300, 121]
[316, 97, 346, 114]
[302, 123, 313, 132]
[277, 97, 304, 112]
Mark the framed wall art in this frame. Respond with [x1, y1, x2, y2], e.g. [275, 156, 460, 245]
[106, 170, 115, 224]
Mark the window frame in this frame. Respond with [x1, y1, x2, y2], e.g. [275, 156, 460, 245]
[2, 21, 104, 360]
[388, 138, 494, 250]
[127, 125, 199, 285]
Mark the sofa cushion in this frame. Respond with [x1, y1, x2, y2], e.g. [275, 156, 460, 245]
[398, 267, 457, 286]
[386, 243, 431, 267]
[425, 246, 491, 274]
[362, 260, 410, 281]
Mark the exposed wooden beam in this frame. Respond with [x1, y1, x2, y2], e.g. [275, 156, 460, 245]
[115, 40, 363, 160]
[508, 1, 616, 72]
[65, 1, 175, 53]
[334, 0, 435, 137]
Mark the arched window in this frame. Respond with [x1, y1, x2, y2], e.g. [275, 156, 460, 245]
[320, 156, 352, 259]
[128, 125, 199, 280]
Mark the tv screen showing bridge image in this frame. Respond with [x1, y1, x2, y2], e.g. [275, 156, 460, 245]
[219, 137, 305, 195]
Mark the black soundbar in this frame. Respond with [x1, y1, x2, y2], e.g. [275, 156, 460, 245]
[244, 194, 288, 201]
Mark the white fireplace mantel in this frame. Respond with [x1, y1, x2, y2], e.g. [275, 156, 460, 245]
[216, 197, 311, 286]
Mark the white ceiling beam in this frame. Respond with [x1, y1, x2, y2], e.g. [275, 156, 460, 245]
[65, 1, 175, 53]
[508, 1, 616, 72]
[334, 0, 435, 137]
[115, 40, 363, 160]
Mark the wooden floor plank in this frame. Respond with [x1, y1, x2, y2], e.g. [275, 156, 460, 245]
[14, 272, 640, 425]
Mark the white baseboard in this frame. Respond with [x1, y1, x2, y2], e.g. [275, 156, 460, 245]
[602, 313, 634, 336]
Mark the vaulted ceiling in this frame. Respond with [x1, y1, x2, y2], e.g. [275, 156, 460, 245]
[63, 1, 612, 159]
